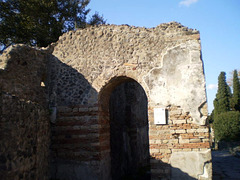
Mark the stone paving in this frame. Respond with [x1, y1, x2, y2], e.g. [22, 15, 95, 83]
[212, 150, 240, 180]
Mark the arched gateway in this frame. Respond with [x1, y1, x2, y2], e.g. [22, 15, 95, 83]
[99, 77, 150, 180]
[0, 22, 212, 180]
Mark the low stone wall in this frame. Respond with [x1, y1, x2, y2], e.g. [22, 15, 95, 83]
[0, 92, 50, 179]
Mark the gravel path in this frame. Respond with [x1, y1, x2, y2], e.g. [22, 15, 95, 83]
[212, 150, 240, 180]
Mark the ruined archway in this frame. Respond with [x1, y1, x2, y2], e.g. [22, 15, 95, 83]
[1, 23, 212, 180]
[99, 76, 150, 180]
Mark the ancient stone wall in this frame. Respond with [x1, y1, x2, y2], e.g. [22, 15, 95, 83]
[50, 22, 206, 125]
[0, 45, 48, 105]
[49, 22, 212, 179]
[0, 45, 50, 179]
[0, 22, 212, 180]
[0, 92, 50, 179]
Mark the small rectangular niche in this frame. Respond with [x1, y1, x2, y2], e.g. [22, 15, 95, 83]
[154, 108, 167, 125]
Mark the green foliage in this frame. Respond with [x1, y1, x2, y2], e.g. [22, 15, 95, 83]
[213, 111, 240, 141]
[232, 69, 240, 111]
[212, 71, 240, 143]
[0, 0, 105, 50]
[207, 110, 214, 124]
[227, 69, 240, 87]
[214, 72, 230, 116]
[88, 12, 106, 26]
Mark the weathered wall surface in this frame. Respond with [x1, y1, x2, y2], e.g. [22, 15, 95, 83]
[0, 46, 50, 179]
[0, 92, 50, 179]
[0, 45, 48, 105]
[50, 22, 207, 125]
[0, 22, 211, 180]
[49, 22, 211, 180]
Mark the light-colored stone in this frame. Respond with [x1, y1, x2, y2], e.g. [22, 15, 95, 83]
[170, 149, 212, 179]
[160, 149, 172, 154]
[162, 140, 169, 144]
[179, 138, 190, 144]
[189, 138, 202, 143]
[173, 119, 187, 124]
[197, 128, 209, 133]
[150, 149, 160, 153]
[176, 129, 186, 134]
[187, 129, 197, 133]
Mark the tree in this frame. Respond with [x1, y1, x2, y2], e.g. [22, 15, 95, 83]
[213, 72, 231, 116]
[227, 69, 240, 87]
[0, 0, 106, 51]
[212, 71, 240, 144]
[207, 110, 214, 124]
[88, 12, 106, 26]
[232, 69, 240, 111]
[213, 111, 240, 141]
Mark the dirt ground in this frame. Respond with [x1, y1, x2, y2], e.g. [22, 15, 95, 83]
[212, 150, 240, 180]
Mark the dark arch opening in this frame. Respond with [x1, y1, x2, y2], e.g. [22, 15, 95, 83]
[108, 78, 150, 180]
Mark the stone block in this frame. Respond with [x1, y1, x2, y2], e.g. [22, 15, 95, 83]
[181, 148, 192, 152]
[175, 129, 186, 134]
[170, 149, 212, 179]
[187, 129, 197, 133]
[172, 119, 186, 124]
[170, 130, 176, 134]
[189, 139, 202, 143]
[149, 140, 156, 144]
[150, 149, 160, 154]
[179, 138, 190, 144]
[160, 149, 172, 154]
[172, 149, 181, 153]
[73, 108, 79, 112]
[79, 107, 89, 112]
[162, 140, 169, 144]
[192, 148, 200, 151]
[202, 138, 209, 143]
[89, 107, 98, 112]
[169, 139, 179, 144]
[197, 128, 209, 133]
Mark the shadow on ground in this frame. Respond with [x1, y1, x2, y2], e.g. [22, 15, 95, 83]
[212, 150, 240, 180]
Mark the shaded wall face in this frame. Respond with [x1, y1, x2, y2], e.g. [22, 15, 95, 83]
[48, 55, 97, 107]
[0, 46, 50, 179]
[0, 93, 50, 179]
[109, 81, 150, 180]
[0, 45, 48, 106]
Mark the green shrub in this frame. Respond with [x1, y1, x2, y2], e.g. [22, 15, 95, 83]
[213, 111, 240, 142]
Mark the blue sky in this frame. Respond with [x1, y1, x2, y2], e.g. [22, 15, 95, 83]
[89, 0, 240, 113]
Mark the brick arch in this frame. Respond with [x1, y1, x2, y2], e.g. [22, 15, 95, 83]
[98, 75, 149, 112]
[98, 76, 150, 179]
